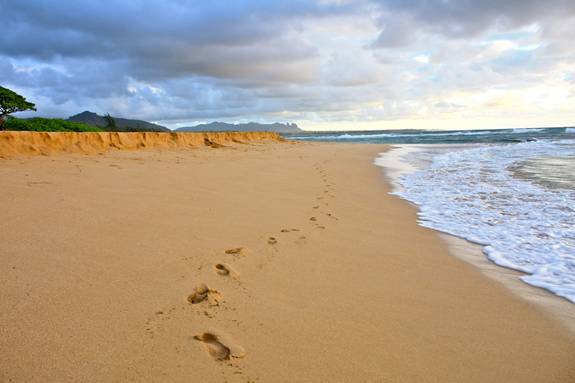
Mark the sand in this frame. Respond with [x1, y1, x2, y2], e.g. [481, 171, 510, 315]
[0, 135, 574, 382]
[0, 131, 283, 157]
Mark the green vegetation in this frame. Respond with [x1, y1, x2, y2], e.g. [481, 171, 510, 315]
[4, 117, 103, 132]
[0, 86, 37, 129]
[1, 86, 100, 132]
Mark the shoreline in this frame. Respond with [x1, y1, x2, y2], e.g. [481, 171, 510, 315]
[1, 140, 573, 382]
[440, 234, 575, 334]
[375, 144, 575, 335]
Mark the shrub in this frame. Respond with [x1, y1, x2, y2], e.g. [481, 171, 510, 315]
[4, 117, 103, 132]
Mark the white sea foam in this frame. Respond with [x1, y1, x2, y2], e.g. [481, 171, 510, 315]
[376, 140, 575, 303]
[511, 128, 545, 133]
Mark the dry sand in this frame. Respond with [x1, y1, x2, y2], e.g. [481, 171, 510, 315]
[0, 135, 574, 382]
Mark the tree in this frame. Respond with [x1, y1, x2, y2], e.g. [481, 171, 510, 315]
[0, 86, 36, 130]
[104, 113, 117, 130]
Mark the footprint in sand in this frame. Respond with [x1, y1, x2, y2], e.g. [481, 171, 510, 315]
[310, 217, 317, 222]
[225, 247, 244, 256]
[268, 237, 278, 245]
[214, 263, 237, 277]
[26, 181, 53, 187]
[187, 283, 223, 306]
[194, 332, 246, 361]
[325, 213, 338, 220]
[280, 228, 299, 233]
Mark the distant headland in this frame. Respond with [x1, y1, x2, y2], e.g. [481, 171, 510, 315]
[68, 111, 302, 133]
[175, 121, 302, 133]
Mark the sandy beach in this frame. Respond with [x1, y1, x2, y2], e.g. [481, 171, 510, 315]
[1, 135, 574, 382]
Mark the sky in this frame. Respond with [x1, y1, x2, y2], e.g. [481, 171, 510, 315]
[1, 0, 575, 131]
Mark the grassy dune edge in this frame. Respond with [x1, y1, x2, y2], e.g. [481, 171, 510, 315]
[0, 131, 284, 157]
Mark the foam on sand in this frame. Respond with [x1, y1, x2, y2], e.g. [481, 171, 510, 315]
[0, 131, 284, 157]
[377, 140, 575, 303]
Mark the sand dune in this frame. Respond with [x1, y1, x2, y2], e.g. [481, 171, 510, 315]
[0, 131, 283, 157]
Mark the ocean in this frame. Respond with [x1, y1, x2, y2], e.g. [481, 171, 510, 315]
[288, 127, 575, 303]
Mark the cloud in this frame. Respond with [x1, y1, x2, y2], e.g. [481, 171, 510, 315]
[0, 0, 337, 82]
[0, 0, 574, 129]
[0, 0, 345, 121]
[372, 0, 575, 47]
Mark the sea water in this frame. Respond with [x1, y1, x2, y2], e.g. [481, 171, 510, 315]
[290, 127, 575, 303]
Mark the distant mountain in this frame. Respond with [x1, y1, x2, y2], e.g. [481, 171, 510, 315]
[68, 111, 169, 132]
[175, 121, 302, 133]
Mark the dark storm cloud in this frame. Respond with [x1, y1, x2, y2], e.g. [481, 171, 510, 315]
[0, 0, 350, 121]
[0, 0, 338, 81]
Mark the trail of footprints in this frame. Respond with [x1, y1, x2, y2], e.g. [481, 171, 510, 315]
[145, 245, 255, 381]
[187, 244, 262, 381]
[309, 162, 338, 229]
[145, 161, 337, 382]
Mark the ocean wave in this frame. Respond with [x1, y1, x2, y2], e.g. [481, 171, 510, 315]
[511, 128, 545, 133]
[381, 140, 575, 303]
[291, 128, 550, 141]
